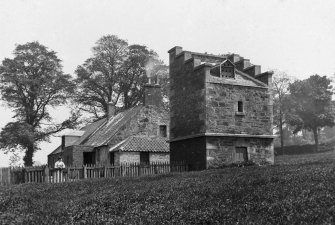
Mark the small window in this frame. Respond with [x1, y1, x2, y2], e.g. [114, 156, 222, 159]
[238, 101, 243, 112]
[140, 152, 150, 165]
[159, 125, 167, 137]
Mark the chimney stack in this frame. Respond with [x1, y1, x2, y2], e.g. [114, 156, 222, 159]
[107, 102, 116, 119]
[144, 77, 162, 108]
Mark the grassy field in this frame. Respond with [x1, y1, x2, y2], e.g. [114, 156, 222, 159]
[1, 151, 335, 224]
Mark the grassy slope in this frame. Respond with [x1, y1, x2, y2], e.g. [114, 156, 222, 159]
[1, 151, 335, 224]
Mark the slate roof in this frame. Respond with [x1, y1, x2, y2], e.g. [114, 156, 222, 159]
[109, 136, 169, 152]
[82, 106, 143, 146]
[72, 118, 107, 145]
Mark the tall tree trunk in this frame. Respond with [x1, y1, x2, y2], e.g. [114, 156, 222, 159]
[23, 144, 34, 166]
[312, 127, 319, 152]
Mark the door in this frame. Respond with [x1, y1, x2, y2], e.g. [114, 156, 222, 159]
[140, 152, 150, 165]
[235, 147, 248, 162]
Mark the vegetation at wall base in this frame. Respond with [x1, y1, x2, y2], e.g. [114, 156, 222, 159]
[1, 151, 335, 224]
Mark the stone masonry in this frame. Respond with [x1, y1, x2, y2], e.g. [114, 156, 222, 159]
[168, 46, 275, 170]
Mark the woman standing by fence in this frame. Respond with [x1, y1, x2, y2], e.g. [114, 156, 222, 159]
[54, 157, 65, 182]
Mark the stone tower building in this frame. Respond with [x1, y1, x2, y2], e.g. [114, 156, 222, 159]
[168, 46, 275, 170]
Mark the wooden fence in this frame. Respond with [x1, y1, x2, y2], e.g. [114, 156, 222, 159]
[0, 162, 188, 185]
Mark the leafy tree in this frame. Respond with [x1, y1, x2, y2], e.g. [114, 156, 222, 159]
[74, 35, 168, 120]
[0, 42, 79, 166]
[287, 75, 335, 151]
[272, 71, 294, 150]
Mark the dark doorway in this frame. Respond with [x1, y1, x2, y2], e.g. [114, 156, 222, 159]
[110, 152, 115, 165]
[140, 152, 150, 165]
[83, 152, 95, 165]
[235, 147, 248, 162]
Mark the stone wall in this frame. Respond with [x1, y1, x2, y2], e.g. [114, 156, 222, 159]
[119, 152, 140, 164]
[206, 84, 272, 135]
[169, 55, 206, 139]
[149, 153, 169, 162]
[71, 145, 94, 166]
[95, 146, 110, 166]
[108, 105, 169, 147]
[116, 152, 169, 164]
[206, 136, 274, 168]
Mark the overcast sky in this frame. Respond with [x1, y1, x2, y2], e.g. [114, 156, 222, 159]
[0, 0, 335, 167]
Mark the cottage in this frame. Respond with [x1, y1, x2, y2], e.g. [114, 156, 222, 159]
[168, 47, 275, 170]
[48, 82, 169, 167]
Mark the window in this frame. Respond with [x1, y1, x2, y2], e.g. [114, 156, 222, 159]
[159, 125, 167, 137]
[140, 152, 150, 165]
[238, 101, 243, 112]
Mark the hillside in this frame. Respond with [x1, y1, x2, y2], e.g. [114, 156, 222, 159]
[1, 151, 335, 224]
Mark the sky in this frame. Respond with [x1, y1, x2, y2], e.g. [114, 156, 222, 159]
[0, 0, 335, 167]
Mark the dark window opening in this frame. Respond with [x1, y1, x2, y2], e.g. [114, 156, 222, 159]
[235, 147, 248, 162]
[110, 152, 115, 165]
[238, 101, 243, 112]
[140, 152, 150, 165]
[83, 152, 95, 166]
[159, 125, 167, 137]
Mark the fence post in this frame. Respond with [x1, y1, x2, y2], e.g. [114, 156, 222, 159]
[83, 165, 87, 179]
[137, 163, 140, 177]
[44, 167, 49, 183]
[103, 166, 106, 178]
